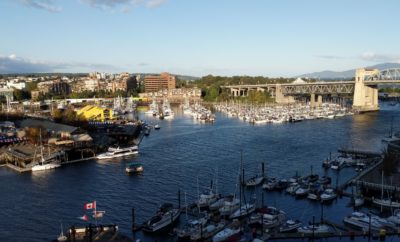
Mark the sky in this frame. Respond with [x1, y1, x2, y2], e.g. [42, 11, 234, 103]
[1, 0, 400, 77]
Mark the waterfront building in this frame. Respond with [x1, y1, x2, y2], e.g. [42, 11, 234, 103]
[77, 105, 114, 122]
[0, 87, 14, 101]
[139, 87, 201, 102]
[144, 72, 176, 92]
[6, 79, 26, 90]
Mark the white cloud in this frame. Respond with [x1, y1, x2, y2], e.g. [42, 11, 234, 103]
[19, 0, 62, 13]
[0, 54, 119, 73]
[80, 0, 167, 11]
[361, 51, 400, 63]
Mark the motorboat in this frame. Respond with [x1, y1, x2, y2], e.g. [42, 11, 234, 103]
[343, 212, 383, 232]
[32, 160, 61, 171]
[245, 175, 264, 187]
[96, 146, 138, 160]
[154, 124, 160, 130]
[125, 162, 143, 173]
[190, 222, 225, 241]
[295, 186, 309, 198]
[209, 196, 232, 211]
[142, 203, 181, 233]
[175, 214, 209, 240]
[197, 190, 219, 209]
[280, 219, 302, 233]
[262, 178, 277, 190]
[212, 227, 240, 242]
[320, 188, 337, 203]
[219, 198, 240, 216]
[297, 224, 330, 234]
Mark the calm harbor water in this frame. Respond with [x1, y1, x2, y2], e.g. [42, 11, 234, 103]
[0, 103, 399, 242]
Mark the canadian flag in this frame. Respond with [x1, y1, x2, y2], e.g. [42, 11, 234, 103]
[84, 201, 96, 210]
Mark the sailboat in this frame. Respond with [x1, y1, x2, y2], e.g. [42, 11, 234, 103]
[31, 130, 61, 171]
[372, 171, 400, 210]
[57, 223, 67, 242]
[382, 116, 400, 143]
[229, 152, 255, 219]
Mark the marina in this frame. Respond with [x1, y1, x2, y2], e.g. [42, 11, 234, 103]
[0, 103, 400, 242]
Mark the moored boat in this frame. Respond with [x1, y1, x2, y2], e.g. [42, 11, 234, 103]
[142, 203, 181, 233]
[125, 162, 143, 173]
[96, 146, 138, 160]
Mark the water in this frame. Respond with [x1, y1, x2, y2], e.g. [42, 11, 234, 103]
[0, 103, 399, 242]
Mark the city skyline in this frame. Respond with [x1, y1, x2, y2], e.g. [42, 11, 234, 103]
[1, 0, 400, 77]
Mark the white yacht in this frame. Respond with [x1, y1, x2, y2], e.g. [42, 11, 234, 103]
[96, 146, 138, 160]
[32, 160, 61, 171]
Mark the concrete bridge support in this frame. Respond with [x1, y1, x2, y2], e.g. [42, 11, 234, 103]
[353, 69, 380, 112]
[317, 95, 323, 107]
[310, 93, 316, 108]
[275, 85, 295, 104]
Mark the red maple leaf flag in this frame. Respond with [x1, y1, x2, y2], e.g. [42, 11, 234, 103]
[84, 201, 96, 210]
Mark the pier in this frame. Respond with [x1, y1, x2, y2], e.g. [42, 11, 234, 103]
[338, 148, 382, 158]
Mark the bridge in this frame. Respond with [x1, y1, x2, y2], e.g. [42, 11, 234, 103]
[222, 68, 400, 112]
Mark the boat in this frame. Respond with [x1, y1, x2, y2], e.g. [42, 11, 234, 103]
[343, 212, 383, 232]
[295, 186, 309, 198]
[154, 124, 160, 130]
[209, 196, 232, 211]
[212, 227, 240, 242]
[219, 198, 240, 216]
[229, 203, 255, 219]
[125, 162, 143, 173]
[373, 170, 400, 210]
[57, 223, 67, 242]
[387, 209, 400, 226]
[354, 195, 365, 207]
[320, 188, 337, 203]
[32, 160, 61, 171]
[279, 219, 302, 233]
[175, 214, 209, 240]
[190, 222, 225, 241]
[31, 131, 61, 171]
[262, 178, 277, 191]
[142, 203, 181, 233]
[245, 175, 264, 187]
[297, 224, 330, 234]
[197, 190, 219, 209]
[96, 146, 138, 160]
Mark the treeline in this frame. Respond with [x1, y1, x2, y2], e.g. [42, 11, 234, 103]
[380, 87, 400, 93]
[186, 75, 316, 102]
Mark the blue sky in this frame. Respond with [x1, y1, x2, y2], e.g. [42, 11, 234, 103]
[0, 0, 399, 77]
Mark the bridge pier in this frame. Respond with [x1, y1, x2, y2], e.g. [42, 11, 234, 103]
[310, 93, 316, 108]
[353, 69, 380, 112]
[317, 95, 323, 107]
[275, 84, 295, 104]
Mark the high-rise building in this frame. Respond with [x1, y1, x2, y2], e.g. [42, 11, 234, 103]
[144, 72, 176, 92]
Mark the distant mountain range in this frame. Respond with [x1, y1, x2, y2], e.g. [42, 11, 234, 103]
[298, 63, 400, 80]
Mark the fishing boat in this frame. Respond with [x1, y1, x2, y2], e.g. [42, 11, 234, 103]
[96, 146, 138, 160]
[279, 219, 302, 233]
[125, 162, 143, 173]
[142, 203, 181, 233]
